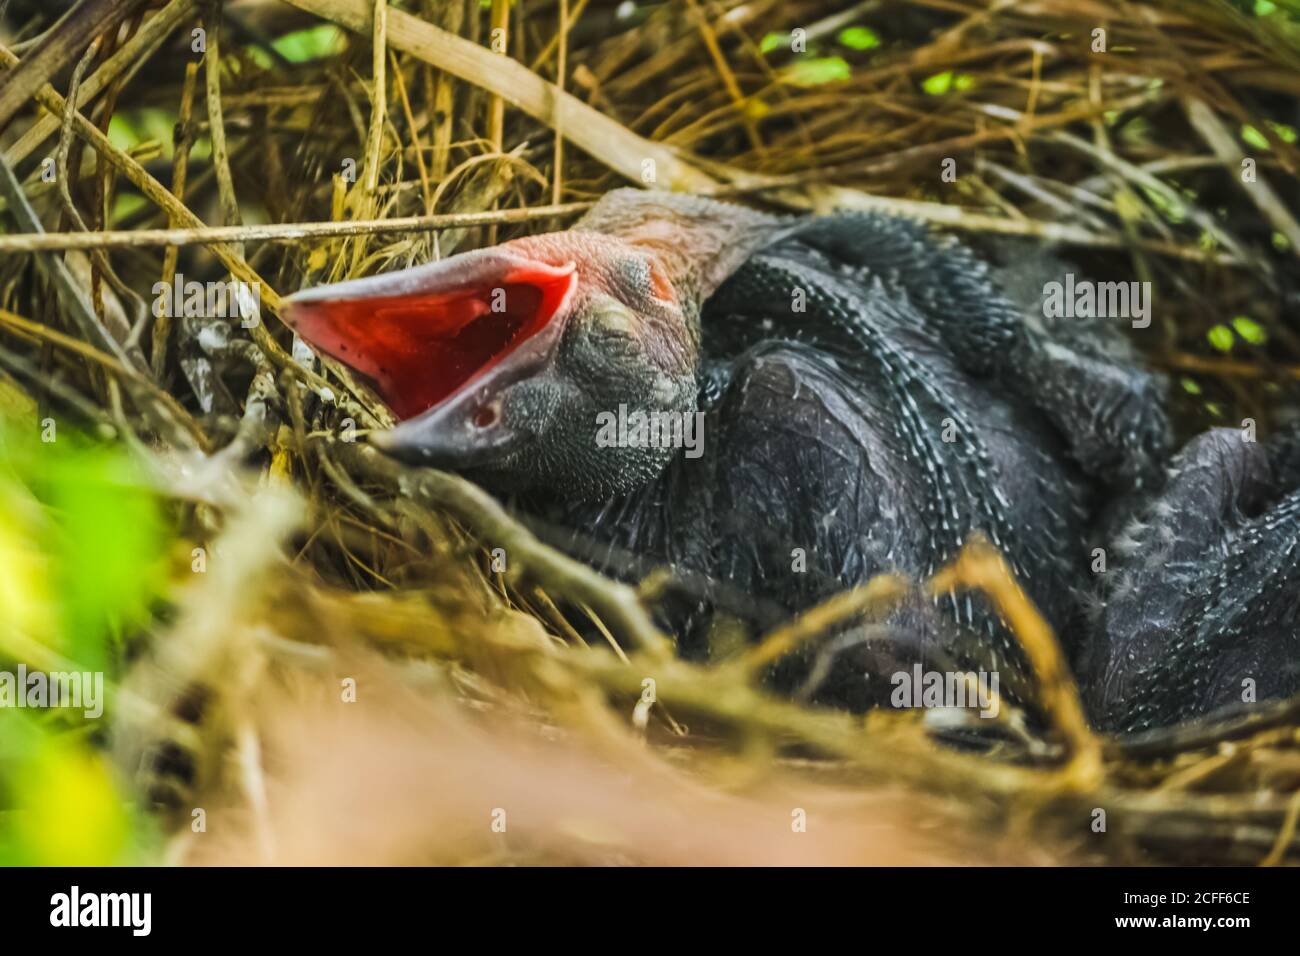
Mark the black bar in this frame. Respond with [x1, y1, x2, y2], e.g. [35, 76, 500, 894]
[0, 867, 1285, 941]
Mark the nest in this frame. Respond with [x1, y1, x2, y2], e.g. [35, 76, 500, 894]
[0, 0, 1298, 865]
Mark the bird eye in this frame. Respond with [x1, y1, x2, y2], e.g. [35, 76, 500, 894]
[593, 300, 638, 336]
[614, 256, 673, 306]
[472, 405, 499, 429]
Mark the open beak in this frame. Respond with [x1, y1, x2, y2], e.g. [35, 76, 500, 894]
[283, 248, 577, 464]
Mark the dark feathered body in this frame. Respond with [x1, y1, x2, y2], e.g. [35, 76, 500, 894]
[1084, 430, 1300, 731]
[532, 211, 1154, 711]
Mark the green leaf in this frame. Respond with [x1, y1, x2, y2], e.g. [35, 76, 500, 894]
[760, 31, 786, 54]
[1207, 324, 1235, 352]
[923, 71, 953, 94]
[106, 108, 178, 161]
[1255, 0, 1278, 15]
[1231, 315, 1267, 344]
[837, 26, 880, 51]
[1267, 120, 1297, 144]
[922, 71, 974, 95]
[106, 114, 143, 152]
[782, 57, 851, 87]
[247, 45, 276, 70]
[271, 24, 344, 63]
[1180, 377, 1203, 395]
[1242, 124, 1271, 150]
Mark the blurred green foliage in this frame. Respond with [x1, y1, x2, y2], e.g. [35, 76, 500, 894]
[0, 421, 167, 865]
[0, 711, 140, 866]
[1, 425, 165, 674]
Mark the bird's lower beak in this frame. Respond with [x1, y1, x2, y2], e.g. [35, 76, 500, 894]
[366, 325, 563, 468]
[283, 248, 578, 461]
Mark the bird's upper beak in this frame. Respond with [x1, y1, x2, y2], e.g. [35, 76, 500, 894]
[283, 247, 578, 463]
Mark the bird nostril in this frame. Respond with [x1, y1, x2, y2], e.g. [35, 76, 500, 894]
[472, 405, 498, 429]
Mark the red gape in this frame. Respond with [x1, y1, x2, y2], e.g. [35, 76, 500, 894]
[287, 267, 575, 420]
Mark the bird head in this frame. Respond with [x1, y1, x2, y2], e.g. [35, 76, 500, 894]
[284, 229, 701, 499]
[285, 190, 785, 500]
